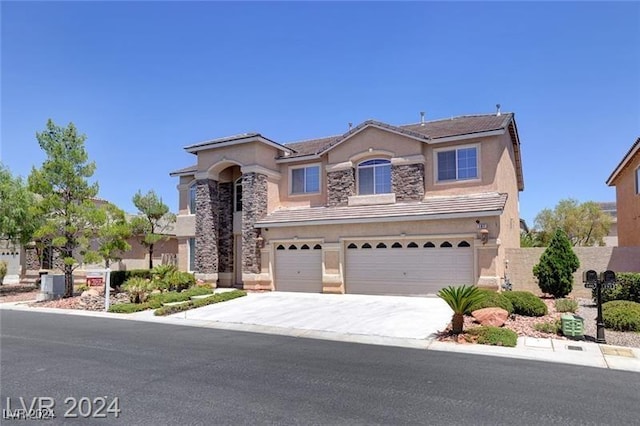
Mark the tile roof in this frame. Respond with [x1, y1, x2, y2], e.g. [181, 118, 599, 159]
[255, 192, 508, 227]
[607, 137, 640, 185]
[282, 114, 514, 158]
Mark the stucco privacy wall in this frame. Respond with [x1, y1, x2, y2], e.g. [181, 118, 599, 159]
[506, 247, 640, 298]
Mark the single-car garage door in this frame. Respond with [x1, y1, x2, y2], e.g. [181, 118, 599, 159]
[274, 243, 323, 293]
[345, 239, 474, 296]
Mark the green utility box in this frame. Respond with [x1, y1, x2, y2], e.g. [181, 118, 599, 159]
[561, 314, 584, 337]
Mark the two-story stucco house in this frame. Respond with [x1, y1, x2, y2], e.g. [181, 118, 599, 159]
[170, 111, 524, 296]
[607, 137, 640, 247]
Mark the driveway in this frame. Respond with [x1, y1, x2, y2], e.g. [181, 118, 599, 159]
[177, 292, 453, 340]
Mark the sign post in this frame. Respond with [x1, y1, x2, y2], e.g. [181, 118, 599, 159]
[583, 269, 617, 344]
[85, 268, 112, 312]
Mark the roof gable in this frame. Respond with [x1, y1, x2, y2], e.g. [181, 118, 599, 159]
[607, 137, 640, 186]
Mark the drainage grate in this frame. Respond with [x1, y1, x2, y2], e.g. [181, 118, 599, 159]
[567, 345, 584, 351]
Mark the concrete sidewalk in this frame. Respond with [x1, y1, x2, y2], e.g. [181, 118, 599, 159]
[1, 294, 639, 373]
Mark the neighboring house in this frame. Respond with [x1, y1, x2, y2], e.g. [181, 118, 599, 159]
[170, 111, 524, 296]
[595, 201, 617, 247]
[607, 137, 640, 247]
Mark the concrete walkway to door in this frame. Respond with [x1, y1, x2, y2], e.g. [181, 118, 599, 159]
[174, 292, 453, 342]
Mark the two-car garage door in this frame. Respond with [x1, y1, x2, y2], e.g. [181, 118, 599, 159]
[273, 239, 474, 296]
[345, 240, 474, 296]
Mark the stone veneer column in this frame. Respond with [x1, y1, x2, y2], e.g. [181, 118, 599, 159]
[217, 182, 234, 275]
[241, 172, 268, 274]
[195, 179, 219, 278]
[391, 164, 425, 201]
[327, 169, 355, 207]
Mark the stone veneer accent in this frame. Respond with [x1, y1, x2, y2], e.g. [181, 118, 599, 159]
[241, 173, 268, 274]
[327, 169, 356, 207]
[391, 164, 424, 201]
[217, 182, 234, 274]
[195, 179, 219, 274]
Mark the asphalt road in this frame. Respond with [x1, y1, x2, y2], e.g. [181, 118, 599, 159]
[1, 310, 638, 425]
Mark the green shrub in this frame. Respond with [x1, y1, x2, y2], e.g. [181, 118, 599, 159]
[110, 269, 152, 289]
[555, 298, 579, 313]
[533, 229, 580, 298]
[109, 302, 151, 313]
[154, 290, 247, 316]
[534, 320, 561, 334]
[122, 277, 155, 303]
[594, 272, 640, 304]
[602, 300, 640, 332]
[164, 271, 196, 292]
[146, 286, 213, 308]
[467, 326, 518, 347]
[75, 284, 90, 293]
[151, 264, 178, 281]
[502, 291, 548, 316]
[466, 289, 514, 315]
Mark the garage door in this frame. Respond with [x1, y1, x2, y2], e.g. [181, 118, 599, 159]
[274, 243, 323, 292]
[345, 239, 474, 296]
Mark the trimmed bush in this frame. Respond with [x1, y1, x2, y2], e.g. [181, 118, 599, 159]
[602, 300, 640, 332]
[502, 291, 547, 317]
[534, 320, 561, 334]
[466, 289, 514, 315]
[467, 326, 518, 347]
[533, 229, 580, 298]
[164, 271, 196, 292]
[110, 269, 152, 289]
[594, 272, 640, 304]
[555, 298, 579, 313]
[109, 302, 151, 313]
[154, 290, 247, 316]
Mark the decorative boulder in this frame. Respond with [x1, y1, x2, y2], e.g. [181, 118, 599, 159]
[471, 307, 509, 327]
[81, 289, 100, 298]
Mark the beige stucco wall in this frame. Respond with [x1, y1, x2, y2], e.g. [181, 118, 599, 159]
[197, 142, 280, 178]
[613, 153, 640, 246]
[327, 127, 423, 164]
[506, 247, 640, 298]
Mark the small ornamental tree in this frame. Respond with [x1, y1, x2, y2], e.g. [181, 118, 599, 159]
[533, 229, 580, 298]
[131, 190, 175, 269]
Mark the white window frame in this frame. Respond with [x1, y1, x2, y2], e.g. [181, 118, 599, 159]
[434, 144, 480, 184]
[188, 237, 196, 272]
[188, 182, 197, 215]
[289, 163, 321, 195]
[356, 158, 392, 195]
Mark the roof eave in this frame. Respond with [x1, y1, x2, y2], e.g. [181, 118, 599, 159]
[255, 209, 503, 228]
[184, 135, 295, 155]
[606, 138, 640, 186]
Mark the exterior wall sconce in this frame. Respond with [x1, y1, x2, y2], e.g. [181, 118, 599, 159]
[479, 229, 489, 245]
[256, 235, 265, 249]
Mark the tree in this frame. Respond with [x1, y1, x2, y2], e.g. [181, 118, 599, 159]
[131, 190, 175, 269]
[0, 164, 40, 246]
[437, 285, 485, 334]
[533, 229, 580, 298]
[28, 119, 103, 297]
[534, 199, 612, 246]
[95, 202, 131, 268]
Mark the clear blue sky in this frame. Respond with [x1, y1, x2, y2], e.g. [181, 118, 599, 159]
[2, 2, 639, 226]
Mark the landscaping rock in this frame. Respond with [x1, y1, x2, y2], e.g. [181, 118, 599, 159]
[472, 307, 509, 327]
[81, 289, 100, 298]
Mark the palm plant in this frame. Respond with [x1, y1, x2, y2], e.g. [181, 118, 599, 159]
[437, 285, 485, 334]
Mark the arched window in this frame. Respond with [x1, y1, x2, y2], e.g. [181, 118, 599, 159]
[440, 241, 452, 248]
[391, 242, 403, 248]
[234, 177, 243, 212]
[288, 244, 298, 250]
[347, 243, 358, 249]
[458, 241, 471, 247]
[300, 244, 310, 250]
[189, 183, 197, 214]
[358, 159, 391, 195]
[407, 242, 419, 248]
[276, 245, 285, 250]
[362, 243, 372, 249]
[424, 242, 435, 248]
[376, 242, 387, 249]
[313, 244, 322, 250]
